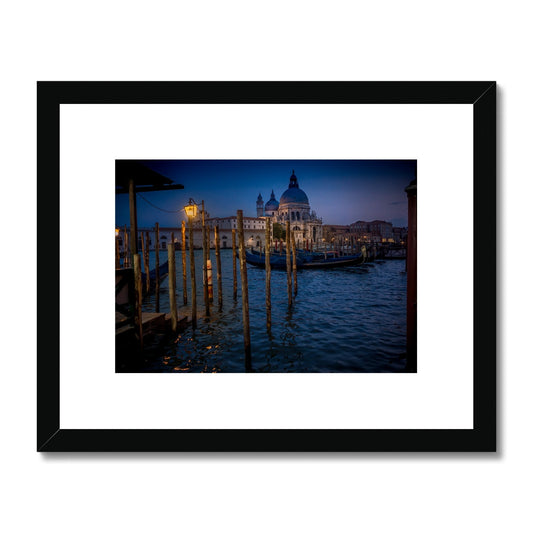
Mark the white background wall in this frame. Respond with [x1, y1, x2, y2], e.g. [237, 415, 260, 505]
[0, 1, 528, 532]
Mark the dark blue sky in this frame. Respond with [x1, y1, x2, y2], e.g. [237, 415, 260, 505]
[115, 160, 415, 228]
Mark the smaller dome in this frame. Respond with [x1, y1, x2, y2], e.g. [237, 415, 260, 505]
[265, 189, 279, 211]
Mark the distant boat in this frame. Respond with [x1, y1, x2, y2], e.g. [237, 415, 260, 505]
[244, 250, 364, 269]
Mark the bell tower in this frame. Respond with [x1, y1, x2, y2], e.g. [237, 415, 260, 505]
[256, 193, 264, 217]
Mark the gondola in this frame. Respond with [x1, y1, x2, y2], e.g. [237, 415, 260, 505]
[244, 250, 305, 269]
[244, 249, 364, 269]
[299, 250, 365, 269]
[141, 260, 169, 292]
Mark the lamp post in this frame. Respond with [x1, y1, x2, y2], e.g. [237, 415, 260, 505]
[184, 198, 198, 328]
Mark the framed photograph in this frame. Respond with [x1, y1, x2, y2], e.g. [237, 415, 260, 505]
[38, 81, 496, 451]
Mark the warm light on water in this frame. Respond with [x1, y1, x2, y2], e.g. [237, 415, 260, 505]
[136, 249, 407, 372]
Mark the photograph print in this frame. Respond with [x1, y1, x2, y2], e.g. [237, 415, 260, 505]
[115, 159, 417, 373]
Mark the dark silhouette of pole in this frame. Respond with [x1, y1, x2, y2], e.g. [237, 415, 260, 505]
[265, 218, 271, 331]
[128, 179, 138, 264]
[286, 220, 292, 307]
[207, 226, 213, 302]
[181, 220, 187, 305]
[133, 253, 143, 350]
[155, 223, 160, 312]
[215, 224, 222, 308]
[188, 214, 197, 329]
[232, 228, 238, 300]
[168, 235, 178, 332]
[123, 225, 129, 268]
[237, 210, 251, 369]
[291, 230, 298, 297]
[141, 232, 149, 293]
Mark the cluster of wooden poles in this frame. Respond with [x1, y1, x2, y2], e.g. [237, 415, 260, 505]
[237, 211, 300, 366]
[116, 209, 301, 360]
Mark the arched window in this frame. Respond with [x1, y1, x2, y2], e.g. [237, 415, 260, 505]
[296, 212, 300, 221]
[291, 211, 295, 221]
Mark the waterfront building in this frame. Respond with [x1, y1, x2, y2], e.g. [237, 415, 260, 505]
[256, 169, 323, 245]
[392, 226, 407, 244]
[349, 220, 398, 243]
[119, 219, 267, 254]
[322, 224, 350, 243]
[117, 170, 324, 256]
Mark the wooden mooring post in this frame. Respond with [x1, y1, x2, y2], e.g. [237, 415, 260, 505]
[237, 210, 251, 369]
[123, 225, 130, 268]
[215, 224, 222, 308]
[133, 253, 143, 350]
[232, 228, 237, 300]
[181, 220, 187, 305]
[168, 237, 178, 331]
[146, 230, 151, 269]
[207, 226, 213, 302]
[265, 218, 272, 331]
[188, 215, 197, 329]
[141, 232, 150, 293]
[155, 223, 160, 312]
[286, 220, 292, 307]
[128, 178, 138, 260]
[291, 230, 298, 297]
[202, 201, 210, 317]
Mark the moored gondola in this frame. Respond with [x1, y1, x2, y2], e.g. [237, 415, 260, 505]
[141, 260, 169, 292]
[244, 249, 364, 269]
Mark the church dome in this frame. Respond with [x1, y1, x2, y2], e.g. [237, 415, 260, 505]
[279, 170, 309, 206]
[265, 190, 279, 211]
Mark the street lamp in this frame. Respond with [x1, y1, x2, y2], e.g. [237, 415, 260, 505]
[184, 198, 198, 219]
[184, 198, 198, 328]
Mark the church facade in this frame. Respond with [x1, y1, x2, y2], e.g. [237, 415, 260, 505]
[256, 170, 323, 245]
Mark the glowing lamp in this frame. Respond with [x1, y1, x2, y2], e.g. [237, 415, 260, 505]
[184, 199, 198, 218]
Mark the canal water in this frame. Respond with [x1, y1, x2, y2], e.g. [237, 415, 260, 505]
[134, 249, 407, 373]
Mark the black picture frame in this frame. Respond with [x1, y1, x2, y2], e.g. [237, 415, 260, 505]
[37, 81, 496, 452]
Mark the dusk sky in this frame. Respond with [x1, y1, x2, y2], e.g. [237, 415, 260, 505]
[115, 160, 415, 228]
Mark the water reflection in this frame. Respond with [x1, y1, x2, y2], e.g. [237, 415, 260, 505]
[133, 250, 407, 373]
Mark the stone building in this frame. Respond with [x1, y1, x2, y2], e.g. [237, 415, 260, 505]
[117, 170, 324, 255]
[256, 169, 323, 245]
[349, 220, 396, 243]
